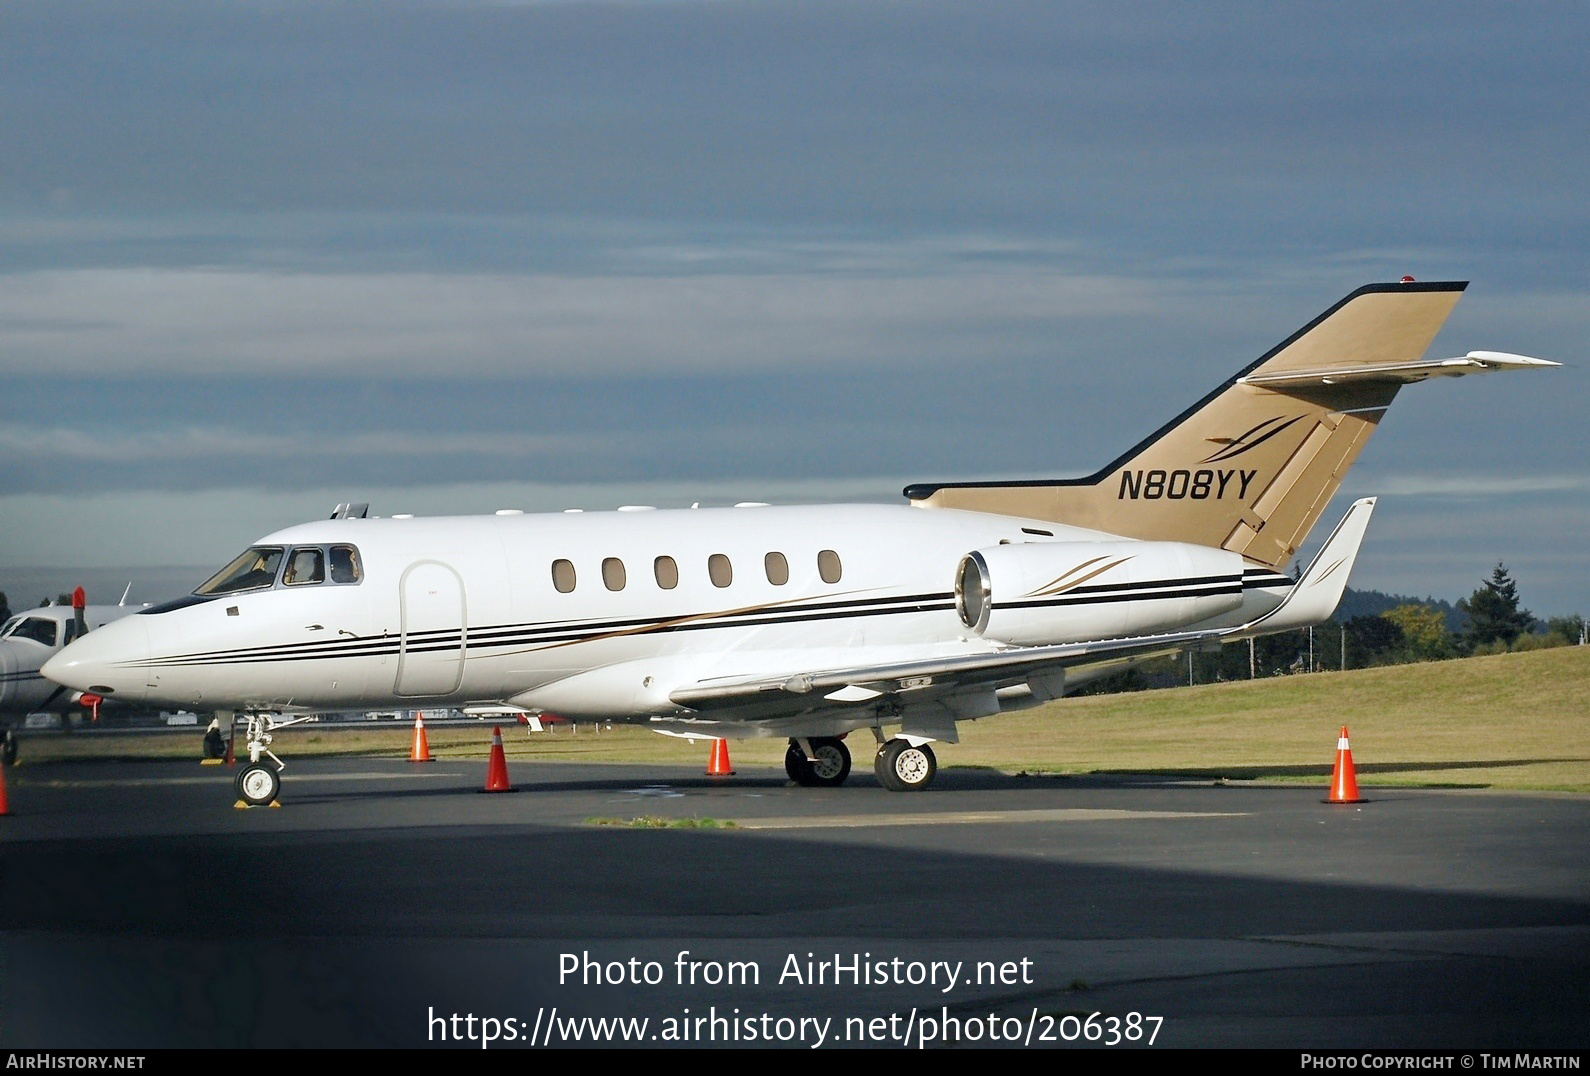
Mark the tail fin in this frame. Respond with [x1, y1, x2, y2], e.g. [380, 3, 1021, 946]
[907, 281, 1547, 568]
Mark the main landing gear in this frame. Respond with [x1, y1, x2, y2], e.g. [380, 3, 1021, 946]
[231, 712, 314, 806]
[874, 739, 936, 792]
[784, 735, 940, 792]
[785, 736, 852, 787]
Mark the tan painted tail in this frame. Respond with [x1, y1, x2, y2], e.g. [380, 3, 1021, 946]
[907, 281, 1470, 569]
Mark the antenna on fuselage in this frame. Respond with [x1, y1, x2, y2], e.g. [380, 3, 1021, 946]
[118, 583, 132, 606]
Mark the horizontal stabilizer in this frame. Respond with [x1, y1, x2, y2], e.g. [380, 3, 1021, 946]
[1238, 351, 1560, 390]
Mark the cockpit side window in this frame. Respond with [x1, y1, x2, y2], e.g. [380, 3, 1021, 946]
[284, 547, 326, 586]
[195, 547, 285, 596]
[12, 617, 58, 647]
[329, 545, 362, 584]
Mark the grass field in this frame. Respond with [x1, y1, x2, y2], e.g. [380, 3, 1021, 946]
[15, 645, 1590, 793]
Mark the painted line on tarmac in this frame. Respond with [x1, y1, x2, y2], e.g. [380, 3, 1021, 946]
[732, 807, 1246, 830]
[20, 771, 461, 789]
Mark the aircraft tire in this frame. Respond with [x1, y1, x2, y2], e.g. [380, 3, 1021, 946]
[202, 728, 226, 759]
[875, 740, 936, 792]
[807, 737, 851, 787]
[2, 729, 17, 767]
[235, 763, 280, 807]
[785, 738, 852, 787]
[785, 742, 818, 786]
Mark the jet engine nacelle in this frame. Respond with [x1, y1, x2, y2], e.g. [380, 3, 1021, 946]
[954, 539, 1246, 646]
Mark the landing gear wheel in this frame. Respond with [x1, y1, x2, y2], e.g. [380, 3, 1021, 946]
[807, 738, 851, 787]
[784, 743, 811, 784]
[2, 729, 17, 766]
[875, 740, 937, 792]
[235, 763, 280, 806]
[784, 737, 852, 787]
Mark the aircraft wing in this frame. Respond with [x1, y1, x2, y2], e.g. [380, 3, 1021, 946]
[669, 627, 1218, 713]
[669, 498, 1376, 721]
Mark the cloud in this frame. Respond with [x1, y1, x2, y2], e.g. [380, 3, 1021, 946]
[0, 266, 1167, 377]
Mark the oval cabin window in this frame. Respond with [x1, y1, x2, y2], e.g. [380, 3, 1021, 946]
[764, 552, 789, 586]
[551, 559, 577, 594]
[818, 549, 842, 584]
[654, 556, 679, 590]
[708, 554, 733, 588]
[602, 557, 626, 591]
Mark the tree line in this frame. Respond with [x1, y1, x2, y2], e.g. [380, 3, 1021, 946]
[1078, 563, 1586, 695]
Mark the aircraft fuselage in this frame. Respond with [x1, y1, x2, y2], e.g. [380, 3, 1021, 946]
[43, 503, 1292, 736]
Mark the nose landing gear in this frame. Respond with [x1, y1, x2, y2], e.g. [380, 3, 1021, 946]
[232, 712, 314, 807]
[235, 763, 281, 807]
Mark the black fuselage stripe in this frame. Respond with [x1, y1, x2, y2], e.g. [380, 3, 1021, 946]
[122, 591, 957, 667]
[124, 600, 961, 668]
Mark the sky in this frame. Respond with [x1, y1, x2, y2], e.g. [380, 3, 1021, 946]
[1, 0, 1586, 616]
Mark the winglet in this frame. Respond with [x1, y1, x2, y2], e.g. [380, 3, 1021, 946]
[1245, 497, 1376, 633]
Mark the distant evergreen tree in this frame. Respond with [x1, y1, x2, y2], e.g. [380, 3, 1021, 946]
[1457, 563, 1535, 648]
[0, 590, 9, 622]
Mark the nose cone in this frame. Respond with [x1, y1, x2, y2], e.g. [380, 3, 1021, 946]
[41, 615, 152, 703]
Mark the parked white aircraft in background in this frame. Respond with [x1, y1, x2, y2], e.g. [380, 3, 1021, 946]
[43, 281, 1556, 804]
[1, 587, 149, 762]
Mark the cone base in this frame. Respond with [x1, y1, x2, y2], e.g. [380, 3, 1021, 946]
[1324, 797, 1366, 805]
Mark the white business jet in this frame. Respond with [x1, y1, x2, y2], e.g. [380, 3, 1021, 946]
[43, 281, 1556, 804]
[1, 587, 149, 762]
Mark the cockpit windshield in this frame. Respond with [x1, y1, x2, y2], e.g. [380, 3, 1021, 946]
[2, 616, 59, 647]
[195, 547, 285, 596]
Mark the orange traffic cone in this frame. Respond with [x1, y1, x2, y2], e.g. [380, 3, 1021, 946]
[482, 726, 512, 792]
[0, 758, 10, 817]
[410, 712, 432, 762]
[706, 738, 735, 777]
[1326, 724, 1364, 804]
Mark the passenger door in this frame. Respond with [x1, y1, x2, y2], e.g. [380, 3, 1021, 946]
[395, 561, 467, 697]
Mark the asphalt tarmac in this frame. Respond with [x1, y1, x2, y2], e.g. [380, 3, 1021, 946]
[1, 751, 1585, 1049]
